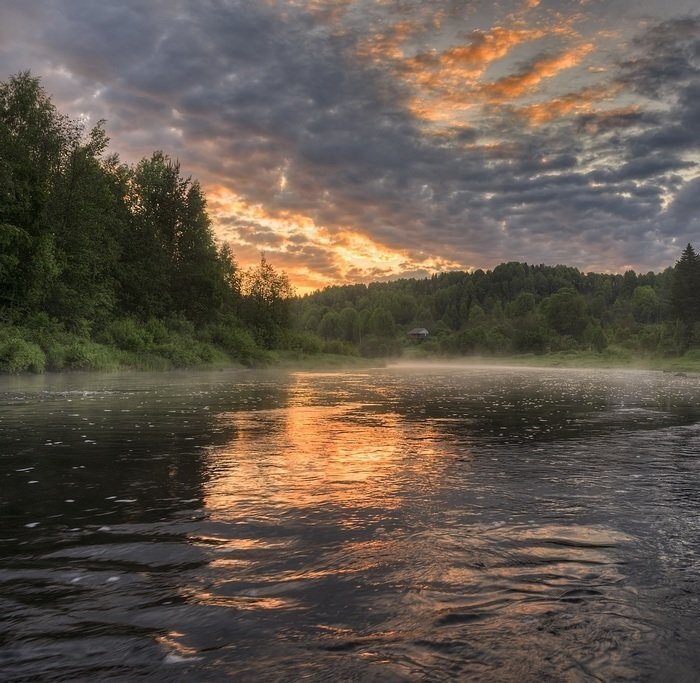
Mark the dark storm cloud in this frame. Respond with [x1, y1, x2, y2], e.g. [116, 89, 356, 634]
[1, 1, 699, 278]
[620, 16, 700, 95]
[664, 175, 700, 242]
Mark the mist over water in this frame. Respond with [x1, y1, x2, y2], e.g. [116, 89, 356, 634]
[1, 366, 699, 681]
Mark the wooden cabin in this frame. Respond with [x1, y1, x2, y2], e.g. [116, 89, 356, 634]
[407, 327, 429, 341]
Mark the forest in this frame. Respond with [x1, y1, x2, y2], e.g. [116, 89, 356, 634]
[0, 72, 294, 372]
[297, 246, 700, 365]
[1, 72, 699, 373]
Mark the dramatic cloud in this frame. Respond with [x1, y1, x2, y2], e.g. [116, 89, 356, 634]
[1, 0, 698, 290]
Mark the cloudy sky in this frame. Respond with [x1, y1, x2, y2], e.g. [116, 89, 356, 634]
[1, 0, 699, 290]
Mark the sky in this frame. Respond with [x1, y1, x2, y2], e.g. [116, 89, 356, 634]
[1, 0, 699, 291]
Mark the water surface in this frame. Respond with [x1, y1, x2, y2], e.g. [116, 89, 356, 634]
[1, 365, 699, 681]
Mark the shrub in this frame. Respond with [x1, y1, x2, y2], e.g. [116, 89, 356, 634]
[322, 340, 358, 356]
[358, 334, 402, 358]
[144, 318, 170, 344]
[0, 332, 46, 373]
[103, 318, 153, 352]
[165, 316, 195, 337]
[279, 330, 324, 355]
[64, 341, 116, 371]
[209, 324, 264, 364]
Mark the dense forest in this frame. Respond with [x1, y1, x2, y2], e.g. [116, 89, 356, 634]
[296, 245, 700, 362]
[0, 72, 295, 372]
[1, 72, 699, 373]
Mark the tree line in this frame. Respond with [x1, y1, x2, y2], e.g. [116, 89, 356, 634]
[294, 246, 700, 360]
[2, 71, 698, 372]
[0, 72, 293, 372]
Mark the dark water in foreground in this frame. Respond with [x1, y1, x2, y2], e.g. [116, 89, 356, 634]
[1, 365, 699, 682]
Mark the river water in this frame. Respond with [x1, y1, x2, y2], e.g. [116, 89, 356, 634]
[1, 364, 699, 682]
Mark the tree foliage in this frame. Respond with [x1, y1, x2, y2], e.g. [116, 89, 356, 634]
[670, 244, 700, 337]
[2, 71, 698, 371]
[241, 254, 294, 348]
[0, 72, 294, 371]
[295, 245, 696, 359]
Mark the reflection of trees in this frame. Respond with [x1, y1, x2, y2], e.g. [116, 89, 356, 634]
[0, 372, 290, 533]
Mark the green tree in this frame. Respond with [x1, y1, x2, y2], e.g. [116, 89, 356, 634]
[0, 71, 80, 317]
[338, 306, 360, 343]
[47, 122, 122, 328]
[241, 254, 294, 347]
[318, 310, 342, 339]
[368, 307, 395, 337]
[505, 292, 536, 318]
[542, 287, 588, 339]
[670, 244, 700, 336]
[583, 321, 607, 352]
[631, 285, 660, 324]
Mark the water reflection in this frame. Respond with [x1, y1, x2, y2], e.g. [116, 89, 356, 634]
[1, 367, 699, 681]
[207, 401, 444, 518]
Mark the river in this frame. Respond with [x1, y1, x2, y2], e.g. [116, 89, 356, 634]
[1, 365, 699, 681]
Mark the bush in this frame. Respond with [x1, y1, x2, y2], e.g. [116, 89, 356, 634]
[278, 331, 324, 355]
[144, 318, 170, 344]
[209, 324, 264, 364]
[165, 316, 195, 337]
[103, 318, 153, 352]
[64, 341, 116, 370]
[0, 331, 46, 373]
[322, 340, 358, 356]
[358, 334, 402, 358]
[151, 339, 224, 368]
[153, 342, 201, 367]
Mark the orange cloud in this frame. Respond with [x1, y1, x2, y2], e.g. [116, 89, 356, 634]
[513, 84, 624, 125]
[402, 26, 550, 89]
[356, 19, 424, 61]
[478, 43, 594, 102]
[205, 185, 468, 293]
[389, 25, 563, 126]
[357, 10, 591, 130]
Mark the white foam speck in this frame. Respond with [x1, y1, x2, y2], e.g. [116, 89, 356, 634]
[25, 522, 39, 528]
[163, 653, 202, 665]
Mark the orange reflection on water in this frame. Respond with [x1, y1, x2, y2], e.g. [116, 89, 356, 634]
[204, 385, 445, 522]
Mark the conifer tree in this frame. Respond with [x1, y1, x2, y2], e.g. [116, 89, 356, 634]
[670, 243, 700, 335]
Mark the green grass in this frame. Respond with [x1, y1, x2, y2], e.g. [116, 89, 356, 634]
[400, 346, 700, 373]
[4, 317, 700, 375]
[268, 350, 385, 370]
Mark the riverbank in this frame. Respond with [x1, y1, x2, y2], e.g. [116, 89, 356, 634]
[2, 321, 699, 375]
[397, 345, 700, 374]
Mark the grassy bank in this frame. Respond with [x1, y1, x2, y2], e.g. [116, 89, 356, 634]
[3, 319, 700, 375]
[0, 319, 381, 375]
[494, 349, 700, 373]
[268, 350, 384, 370]
[400, 345, 700, 373]
[0, 317, 266, 374]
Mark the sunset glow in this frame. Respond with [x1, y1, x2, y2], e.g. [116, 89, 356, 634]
[2, 0, 699, 287]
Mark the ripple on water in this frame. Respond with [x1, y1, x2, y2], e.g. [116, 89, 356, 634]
[1, 367, 700, 681]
